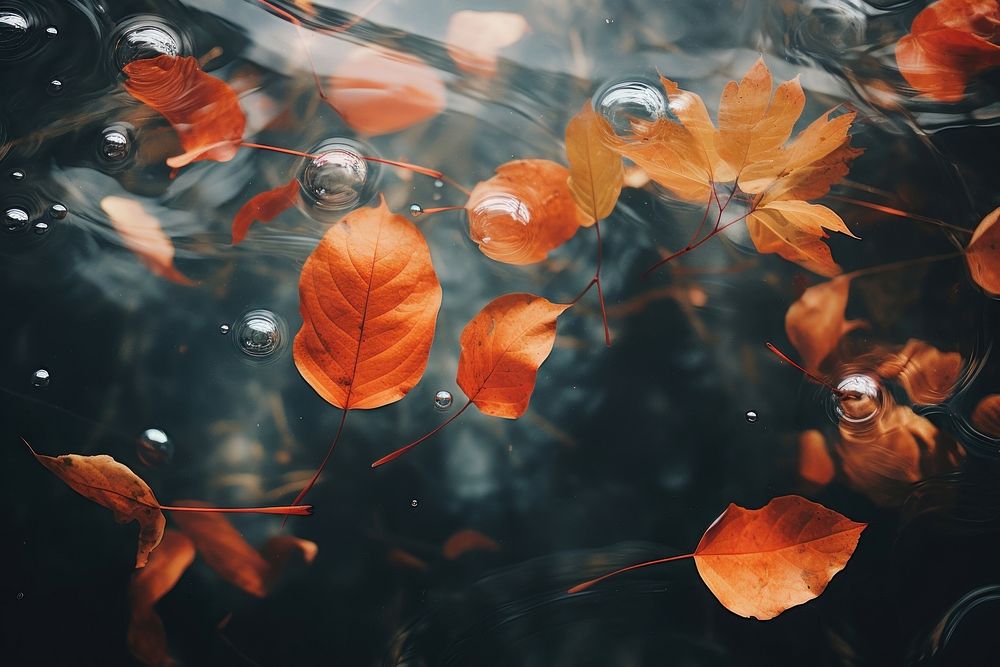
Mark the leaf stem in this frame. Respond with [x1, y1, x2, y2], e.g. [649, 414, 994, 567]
[161, 504, 313, 516]
[642, 211, 752, 279]
[371, 400, 473, 468]
[568, 553, 693, 594]
[284, 407, 349, 523]
[826, 195, 972, 235]
[843, 251, 963, 280]
[764, 342, 857, 400]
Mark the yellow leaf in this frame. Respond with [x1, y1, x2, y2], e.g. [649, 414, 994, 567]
[747, 208, 841, 277]
[566, 102, 624, 225]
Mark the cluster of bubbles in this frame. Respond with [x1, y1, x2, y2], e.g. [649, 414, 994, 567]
[230, 309, 287, 362]
[137, 428, 174, 467]
[3, 190, 65, 237]
[298, 138, 381, 216]
[594, 77, 668, 135]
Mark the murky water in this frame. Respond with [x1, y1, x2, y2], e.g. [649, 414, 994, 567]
[3, 0, 999, 665]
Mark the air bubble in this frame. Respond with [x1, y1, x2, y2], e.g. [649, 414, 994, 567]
[100, 126, 131, 162]
[233, 309, 286, 361]
[32, 221, 48, 235]
[9, 169, 24, 182]
[409, 204, 424, 217]
[219, 323, 230, 335]
[834, 374, 883, 424]
[31, 369, 50, 388]
[0, 8, 40, 63]
[43, 25, 57, 38]
[0, 12, 28, 34]
[5, 207, 29, 232]
[745, 410, 758, 423]
[49, 203, 67, 219]
[112, 20, 181, 70]
[594, 78, 667, 135]
[605, 17, 615, 24]
[137, 428, 174, 467]
[411, 499, 418, 507]
[47, 78, 63, 94]
[434, 390, 453, 411]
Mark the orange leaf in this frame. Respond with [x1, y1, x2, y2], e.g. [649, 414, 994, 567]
[565, 102, 624, 225]
[798, 430, 835, 486]
[127, 530, 195, 667]
[608, 117, 712, 203]
[328, 47, 445, 135]
[457, 293, 570, 418]
[967, 206, 1000, 295]
[442, 529, 501, 560]
[231, 179, 300, 245]
[971, 394, 1000, 437]
[876, 339, 962, 405]
[693, 496, 865, 620]
[445, 10, 529, 78]
[26, 442, 166, 568]
[466, 159, 585, 264]
[294, 196, 442, 410]
[387, 548, 429, 571]
[170, 505, 270, 598]
[746, 207, 842, 277]
[785, 276, 866, 370]
[100, 196, 193, 285]
[123, 55, 245, 168]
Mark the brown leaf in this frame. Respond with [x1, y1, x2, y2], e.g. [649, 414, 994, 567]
[785, 276, 866, 370]
[27, 442, 166, 568]
[259, 535, 318, 587]
[442, 529, 501, 560]
[123, 55, 245, 168]
[128, 530, 195, 667]
[798, 430, 835, 486]
[231, 179, 300, 245]
[967, 206, 1000, 295]
[877, 339, 962, 405]
[565, 102, 624, 225]
[328, 47, 445, 135]
[100, 196, 193, 285]
[466, 159, 586, 264]
[971, 394, 1000, 437]
[445, 10, 529, 78]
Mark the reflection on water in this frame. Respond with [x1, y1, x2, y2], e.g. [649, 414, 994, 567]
[2, 0, 999, 665]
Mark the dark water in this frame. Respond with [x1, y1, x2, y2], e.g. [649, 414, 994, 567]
[2, 0, 1000, 665]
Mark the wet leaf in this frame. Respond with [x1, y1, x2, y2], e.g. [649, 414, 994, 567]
[442, 529, 501, 560]
[100, 196, 193, 285]
[565, 102, 624, 225]
[877, 339, 962, 405]
[231, 179, 300, 245]
[966, 206, 1000, 295]
[26, 442, 166, 568]
[693, 496, 865, 620]
[971, 394, 1000, 437]
[127, 530, 195, 667]
[785, 276, 866, 370]
[895, 0, 1000, 102]
[328, 46, 445, 135]
[798, 430, 835, 486]
[466, 159, 586, 264]
[445, 10, 529, 78]
[123, 55, 245, 168]
[457, 293, 570, 418]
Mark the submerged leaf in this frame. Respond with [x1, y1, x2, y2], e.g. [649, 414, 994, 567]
[966, 206, 1000, 295]
[100, 196, 193, 285]
[971, 394, 1000, 437]
[123, 55, 245, 168]
[877, 339, 962, 405]
[231, 179, 300, 245]
[128, 530, 195, 667]
[445, 10, 529, 78]
[565, 102, 624, 224]
[785, 276, 866, 370]
[442, 529, 502, 560]
[798, 430, 835, 486]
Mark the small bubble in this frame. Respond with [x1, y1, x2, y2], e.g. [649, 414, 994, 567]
[219, 323, 230, 335]
[16, 592, 23, 600]
[100, 127, 130, 161]
[745, 410, 758, 423]
[605, 17, 615, 24]
[434, 390, 453, 411]
[47, 78, 63, 94]
[10, 169, 24, 181]
[433, 179, 444, 189]
[410, 499, 418, 507]
[5, 207, 29, 232]
[409, 204, 423, 217]
[300, 141, 377, 212]
[49, 203, 67, 219]
[233, 309, 286, 360]
[113, 22, 180, 69]
[44, 25, 58, 38]
[31, 369, 50, 388]
[137, 428, 174, 467]
[595, 79, 667, 135]
[32, 221, 49, 235]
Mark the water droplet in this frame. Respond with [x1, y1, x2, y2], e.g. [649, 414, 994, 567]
[32, 221, 48, 235]
[9, 169, 24, 181]
[433, 179, 444, 189]
[605, 17, 615, 24]
[745, 410, 758, 423]
[100, 127, 131, 161]
[434, 390, 453, 411]
[594, 79, 667, 135]
[233, 309, 286, 360]
[31, 369, 50, 388]
[0, 11, 28, 34]
[113, 21, 180, 69]
[410, 499, 418, 507]
[47, 78, 63, 94]
[43, 25, 57, 39]
[409, 204, 423, 217]
[300, 140, 378, 212]
[137, 428, 174, 467]
[834, 374, 883, 424]
[5, 207, 29, 232]
[219, 323, 230, 335]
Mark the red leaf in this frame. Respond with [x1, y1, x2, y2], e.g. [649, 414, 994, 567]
[231, 179, 300, 245]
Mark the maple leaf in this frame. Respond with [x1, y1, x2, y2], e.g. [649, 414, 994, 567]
[100, 196, 193, 286]
[123, 55, 245, 168]
[895, 0, 1000, 102]
[446, 10, 530, 78]
[609, 58, 863, 276]
[570, 495, 866, 620]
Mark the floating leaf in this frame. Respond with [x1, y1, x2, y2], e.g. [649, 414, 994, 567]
[785, 276, 866, 370]
[466, 160, 586, 264]
[445, 10, 529, 78]
[442, 529, 501, 560]
[100, 196, 193, 285]
[328, 46, 445, 135]
[966, 206, 1000, 295]
[291, 196, 442, 501]
[127, 530, 195, 667]
[895, 0, 1000, 102]
[231, 179, 300, 245]
[565, 102, 624, 225]
[971, 394, 1000, 437]
[26, 442, 166, 568]
[123, 55, 245, 168]
[570, 495, 866, 621]
[877, 339, 962, 405]
[798, 430, 835, 486]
